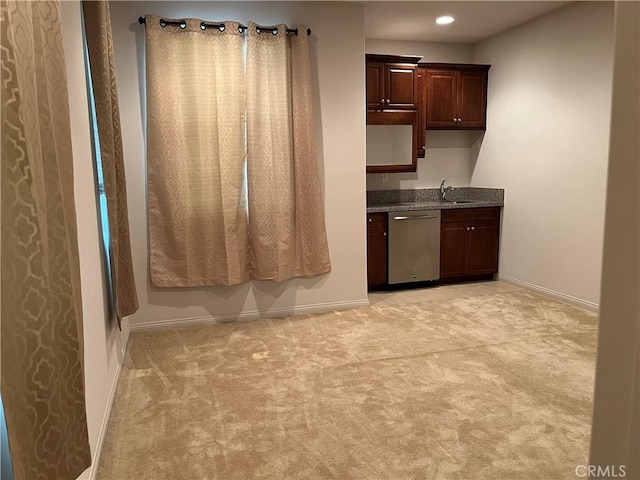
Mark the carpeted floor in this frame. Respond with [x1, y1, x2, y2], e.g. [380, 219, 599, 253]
[97, 283, 598, 480]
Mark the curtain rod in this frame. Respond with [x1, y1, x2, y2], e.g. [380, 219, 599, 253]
[137, 16, 311, 36]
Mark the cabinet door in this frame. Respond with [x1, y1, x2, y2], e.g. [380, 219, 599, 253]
[467, 221, 499, 275]
[458, 71, 487, 129]
[440, 222, 468, 278]
[425, 70, 458, 128]
[367, 63, 384, 110]
[385, 64, 416, 109]
[367, 214, 387, 289]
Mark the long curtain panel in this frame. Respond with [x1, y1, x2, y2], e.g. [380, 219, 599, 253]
[246, 24, 331, 281]
[145, 17, 330, 286]
[82, 0, 139, 320]
[145, 16, 249, 287]
[1, 0, 91, 478]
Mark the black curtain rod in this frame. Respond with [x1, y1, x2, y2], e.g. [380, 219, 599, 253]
[138, 16, 311, 36]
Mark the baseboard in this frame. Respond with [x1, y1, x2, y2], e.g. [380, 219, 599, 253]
[87, 325, 130, 480]
[119, 318, 130, 360]
[130, 298, 371, 333]
[498, 274, 600, 313]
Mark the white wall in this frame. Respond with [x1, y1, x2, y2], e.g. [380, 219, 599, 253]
[60, 3, 127, 479]
[108, 2, 367, 328]
[590, 1, 639, 477]
[365, 39, 477, 191]
[365, 38, 473, 64]
[471, 1, 615, 307]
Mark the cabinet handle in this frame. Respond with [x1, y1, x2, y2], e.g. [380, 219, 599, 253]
[393, 215, 438, 220]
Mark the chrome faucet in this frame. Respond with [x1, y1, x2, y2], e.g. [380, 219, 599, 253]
[440, 180, 454, 201]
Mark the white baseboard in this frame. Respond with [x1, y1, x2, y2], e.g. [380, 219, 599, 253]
[119, 318, 130, 361]
[130, 298, 370, 333]
[498, 274, 599, 313]
[87, 323, 131, 480]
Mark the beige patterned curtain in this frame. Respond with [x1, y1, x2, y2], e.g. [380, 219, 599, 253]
[83, 0, 139, 320]
[145, 18, 330, 286]
[0, 0, 91, 478]
[247, 24, 331, 281]
[145, 16, 249, 287]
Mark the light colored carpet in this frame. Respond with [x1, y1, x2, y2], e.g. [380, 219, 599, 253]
[97, 287, 598, 480]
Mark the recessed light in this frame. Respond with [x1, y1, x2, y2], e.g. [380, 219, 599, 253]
[436, 16, 455, 25]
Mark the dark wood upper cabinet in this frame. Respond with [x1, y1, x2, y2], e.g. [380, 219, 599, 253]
[385, 64, 417, 109]
[366, 54, 423, 173]
[421, 64, 490, 130]
[366, 63, 384, 110]
[366, 54, 421, 111]
[424, 70, 457, 128]
[458, 71, 487, 129]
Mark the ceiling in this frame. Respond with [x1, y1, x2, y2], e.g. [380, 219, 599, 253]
[364, 1, 572, 43]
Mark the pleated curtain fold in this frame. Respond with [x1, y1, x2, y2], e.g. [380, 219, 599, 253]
[1, 0, 91, 477]
[83, 0, 139, 320]
[145, 18, 330, 287]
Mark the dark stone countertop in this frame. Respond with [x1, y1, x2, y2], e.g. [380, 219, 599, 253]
[366, 187, 504, 213]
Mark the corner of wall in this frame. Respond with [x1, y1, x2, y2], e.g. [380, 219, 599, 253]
[61, 2, 128, 477]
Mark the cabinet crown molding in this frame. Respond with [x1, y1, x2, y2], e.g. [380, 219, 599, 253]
[418, 63, 491, 71]
[366, 53, 422, 64]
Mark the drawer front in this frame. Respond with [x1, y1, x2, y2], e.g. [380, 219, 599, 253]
[441, 207, 499, 223]
[367, 213, 387, 228]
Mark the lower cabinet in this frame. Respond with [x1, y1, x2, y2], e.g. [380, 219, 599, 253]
[366, 207, 500, 290]
[367, 213, 387, 290]
[440, 207, 500, 281]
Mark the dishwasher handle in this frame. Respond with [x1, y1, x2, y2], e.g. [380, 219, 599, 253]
[392, 214, 439, 221]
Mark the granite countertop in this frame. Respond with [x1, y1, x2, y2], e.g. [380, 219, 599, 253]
[366, 187, 504, 213]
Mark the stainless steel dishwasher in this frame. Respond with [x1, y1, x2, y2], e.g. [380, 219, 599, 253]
[388, 210, 441, 284]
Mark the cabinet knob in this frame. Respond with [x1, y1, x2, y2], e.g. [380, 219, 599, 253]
[383, 232, 387, 237]
[386, 99, 390, 104]
[368, 218, 372, 222]
[471, 226, 475, 231]
[466, 226, 470, 231]
[380, 99, 385, 104]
